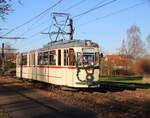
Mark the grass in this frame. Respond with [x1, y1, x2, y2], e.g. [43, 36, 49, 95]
[99, 76, 150, 89]
[100, 76, 143, 83]
[0, 112, 10, 118]
[0, 109, 10, 118]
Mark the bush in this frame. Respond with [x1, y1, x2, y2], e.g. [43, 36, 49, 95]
[113, 69, 134, 76]
[136, 57, 150, 75]
[4, 61, 16, 71]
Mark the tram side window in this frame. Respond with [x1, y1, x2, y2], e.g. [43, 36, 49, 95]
[49, 51, 56, 65]
[69, 49, 75, 66]
[58, 50, 61, 66]
[22, 55, 27, 65]
[77, 52, 83, 66]
[64, 50, 68, 66]
[29, 54, 35, 65]
[38, 52, 43, 65]
[43, 52, 49, 65]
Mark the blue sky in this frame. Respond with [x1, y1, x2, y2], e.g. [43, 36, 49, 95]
[0, 0, 150, 54]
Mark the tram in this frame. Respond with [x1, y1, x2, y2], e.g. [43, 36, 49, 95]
[16, 39, 101, 88]
[16, 13, 102, 88]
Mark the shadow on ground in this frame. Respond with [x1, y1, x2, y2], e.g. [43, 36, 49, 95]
[0, 80, 97, 118]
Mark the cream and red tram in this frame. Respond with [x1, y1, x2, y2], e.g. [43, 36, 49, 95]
[16, 40, 101, 88]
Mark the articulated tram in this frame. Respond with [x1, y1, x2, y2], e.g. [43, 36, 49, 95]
[16, 39, 101, 88]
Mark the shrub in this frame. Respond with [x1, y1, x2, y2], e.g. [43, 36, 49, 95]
[136, 57, 150, 75]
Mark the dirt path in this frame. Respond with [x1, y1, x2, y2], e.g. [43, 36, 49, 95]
[0, 77, 97, 118]
[0, 77, 150, 118]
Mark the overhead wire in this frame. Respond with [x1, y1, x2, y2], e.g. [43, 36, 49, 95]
[79, 1, 148, 26]
[14, 0, 139, 51]
[73, 0, 118, 19]
[62, 0, 87, 12]
[1, 0, 63, 37]
[10, 0, 62, 50]
[17, 0, 88, 45]
[8, 0, 64, 50]
[27, 26, 50, 39]
[13, 0, 149, 52]
[19, 15, 46, 36]
[18, 0, 88, 38]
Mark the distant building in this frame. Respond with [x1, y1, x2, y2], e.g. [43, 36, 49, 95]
[104, 55, 126, 69]
[0, 53, 17, 63]
[101, 55, 133, 75]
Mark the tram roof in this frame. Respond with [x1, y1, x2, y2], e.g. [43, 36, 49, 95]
[20, 40, 99, 54]
[39, 39, 99, 51]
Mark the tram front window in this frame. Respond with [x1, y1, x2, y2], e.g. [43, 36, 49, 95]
[77, 53, 95, 66]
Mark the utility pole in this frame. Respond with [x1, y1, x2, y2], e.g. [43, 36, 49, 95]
[99, 53, 103, 78]
[69, 19, 74, 40]
[1, 43, 5, 73]
[0, 36, 22, 74]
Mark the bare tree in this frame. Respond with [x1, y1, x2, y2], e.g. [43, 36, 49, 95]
[118, 39, 129, 73]
[0, 0, 23, 20]
[118, 39, 127, 57]
[4, 42, 16, 61]
[117, 25, 146, 75]
[0, 0, 11, 20]
[0, 42, 16, 62]
[146, 34, 150, 54]
[127, 25, 145, 59]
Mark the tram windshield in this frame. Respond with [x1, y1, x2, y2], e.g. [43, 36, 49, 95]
[77, 52, 99, 66]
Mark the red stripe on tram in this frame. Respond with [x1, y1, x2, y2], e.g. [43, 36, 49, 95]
[17, 66, 77, 69]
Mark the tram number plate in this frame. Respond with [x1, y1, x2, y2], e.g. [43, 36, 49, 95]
[82, 48, 94, 52]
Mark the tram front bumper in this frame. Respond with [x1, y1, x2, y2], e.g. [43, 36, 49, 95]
[76, 81, 101, 88]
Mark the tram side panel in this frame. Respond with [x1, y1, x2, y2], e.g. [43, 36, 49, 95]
[16, 55, 21, 78]
[37, 67, 50, 83]
[93, 69, 99, 81]
[65, 68, 74, 87]
[32, 52, 38, 80]
[48, 68, 64, 86]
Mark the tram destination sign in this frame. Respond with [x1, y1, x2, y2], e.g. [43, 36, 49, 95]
[82, 48, 94, 53]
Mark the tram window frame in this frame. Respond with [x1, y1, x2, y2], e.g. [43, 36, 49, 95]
[38, 52, 43, 65]
[77, 52, 97, 66]
[77, 52, 83, 66]
[22, 54, 27, 65]
[64, 50, 68, 66]
[82, 53, 95, 65]
[43, 52, 49, 65]
[29, 53, 35, 65]
[95, 52, 99, 65]
[49, 50, 56, 65]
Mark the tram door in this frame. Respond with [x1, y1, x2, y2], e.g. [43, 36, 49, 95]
[69, 49, 75, 66]
[19, 54, 23, 79]
[68, 49, 75, 86]
[31, 53, 36, 80]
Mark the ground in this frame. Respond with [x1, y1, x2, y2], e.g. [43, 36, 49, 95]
[0, 77, 150, 118]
